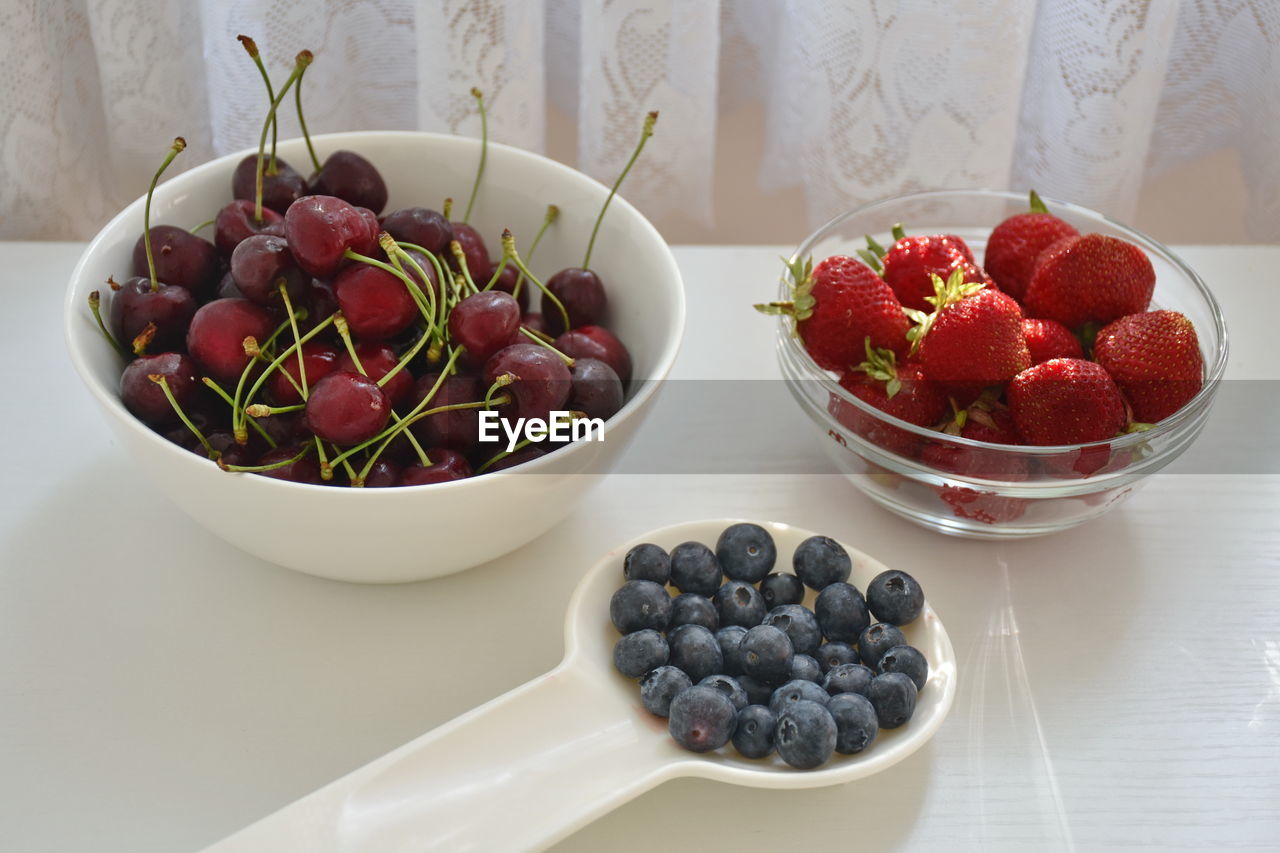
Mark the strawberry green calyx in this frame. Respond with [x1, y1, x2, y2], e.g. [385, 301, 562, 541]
[852, 337, 903, 398]
[891, 223, 906, 242]
[754, 255, 815, 322]
[1029, 189, 1048, 214]
[904, 269, 984, 354]
[859, 235, 887, 274]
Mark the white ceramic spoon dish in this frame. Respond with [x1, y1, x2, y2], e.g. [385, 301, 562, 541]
[207, 520, 957, 852]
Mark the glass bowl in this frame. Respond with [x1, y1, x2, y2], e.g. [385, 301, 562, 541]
[775, 189, 1228, 538]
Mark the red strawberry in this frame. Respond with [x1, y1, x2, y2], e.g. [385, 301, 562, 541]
[912, 271, 1030, 389]
[1093, 310, 1203, 423]
[756, 255, 909, 372]
[1023, 318, 1083, 364]
[1023, 233, 1155, 329]
[1007, 358, 1127, 445]
[983, 190, 1079, 301]
[828, 342, 946, 457]
[935, 485, 1029, 524]
[875, 229, 991, 312]
[921, 398, 1027, 479]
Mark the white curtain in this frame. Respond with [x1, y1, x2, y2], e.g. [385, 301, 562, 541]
[2, 0, 1277, 241]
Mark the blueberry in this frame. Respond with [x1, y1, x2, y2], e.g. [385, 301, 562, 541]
[867, 672, 917, 729]
[759, 572, 805, 607]
[775, 700, 837, 769]
[668, 685, 737, 752]
[715, 523, 776, 583]
[815, 582, 870, 643]
[822, 662, 874, 697]
[740, 624, 794, 684]
[613, 629, 669, 678]
[763, 604, 822, 657]
[668, 624, 724, 682]
[866, 569, 925, 626]
[858, 623, 906, 668]
[877, 644, 929, 690]
[715, 625, 748, 676]
[669, 541, 722, 596]
[768, 678, 831, 715]
[737, 674, 775, 706]
[699, 674, 749, 710]
[609, 580, 672, 634]
[623, 542, 670, 584]
[827, 693, 879, 754]
[792, 535, 852, 590]
[640, 665, 692, 717]
[816, 641, 860, 672]
[670, 592, 719, 631]
[732, 704, 777, 759]
[713, 580, 767, 628]
[788, 654, 823, 683]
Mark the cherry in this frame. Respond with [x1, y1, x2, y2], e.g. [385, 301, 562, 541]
[542, 268, 606, 335]
[255, 444, 323, 484]
[202, 430, 256, 468]
[300, 278, 339, 333]
[109, 277, 197, 353]
[119, 352, 199, 425]
[483, 343, 571, 422]
[408, 372, 484, 451]
[400, 248, 442, 304]
[521, 312, 549, 336]
[567, 357, 624, 420]
[303, 370, 391, 444]
[186, 298, 273, 380]
[486, 261, 527, 311]
[216, 270, 245, 300]
[382, 207, 453, 255]
[284, 195, 378, 277]
[554, 325, 632, 385]
[230, 233, 307, 305]
[215, 199, 285, 256]
[267, 340, 339, 405]
[450, 222, 490, 278]
[336, 342, 413, 407]
[131, 226, 221, 300]
[398, 448, 472, 485]
[449, 291, 521, 365]
[232, 154, 308, 214]
[332, 263, 418, 340]
[309, 150, 389, 214]
[485, 445, 546, 472]
[362, 458, 401, 487]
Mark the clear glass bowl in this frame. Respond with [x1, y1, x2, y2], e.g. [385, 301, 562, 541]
[776, 189, 1229, 538]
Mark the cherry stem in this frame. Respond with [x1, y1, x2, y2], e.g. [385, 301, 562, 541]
[519, 323, 553, 344]
[346, 243, 438, 334]
[449, 240, 481, 294]
[315, 437, 334, 481]
[255, 51, 312, 222]
[517, 327, 574, 365]
[231, 336, 262, 444]
[389, 240, 450, 337]
[87, 291, 128, 359]
[189, 219, 215, 235]
[144, 137, 187, 290]
[236, 313, 337, 440]
[381, 235, 440, 330]
[278, 282, 310, 399]
[131, 322, 157, 356]
[220, 443, 310, 474]
[583, 111, 656, 269]
[484, 374, 513, 409]
[441, 197, 453, 221]
[501, 229, 570, 332]
[378, 322, 431, 390]
[463, 88, 487, 223]
[513, 204, 559, 297]
[201, 377, 278, 448]
[245, 403, 304, 417]
[296, 53, 321, 174]
[237, 35, 278, 172]
[333, 313, 365, 374]
[150, 374, 214, 457]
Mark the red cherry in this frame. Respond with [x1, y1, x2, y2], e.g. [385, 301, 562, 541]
[309, 151, 388, 214]
[119, 352, 199, 425]
[109, 277, 197, 353]
[231, 154, 308, 214]
[486, 261, 527, 312]
[283, 195, 378, 278]
[267, 341, 339, 405]
[332, 263, 418, 340]
[485, 445, 547, 472]
[186, 298, 273, 381]
[336, 342, 413, 407]
[255, 444, 323, 484]
[230, 234, 307, 305]
[131, 226, 221, 300]
[214, 199, 284, 256]
[362, 458, 401, 487]
[303, 370, 391, 445]
[567, 358, 623, 420]
[382, 207, 453, 255]
[543, 268, 606, 336]
[483, 343, 571, 422]
[408, 373, 484, 452]
[450, 222, 490, 278]
[449, 291, 521, 365]
[520, 312, 549, 337]
[554, 325, 632, 385]
[398, 448, 472, 485]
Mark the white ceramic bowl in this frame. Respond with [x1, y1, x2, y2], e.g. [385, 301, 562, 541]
[64, 131, 685, 583]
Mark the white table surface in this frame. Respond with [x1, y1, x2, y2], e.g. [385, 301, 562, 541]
[3, 242, 1278, 851]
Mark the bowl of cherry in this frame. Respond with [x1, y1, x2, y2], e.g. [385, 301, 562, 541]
[64, 59, 683, 582]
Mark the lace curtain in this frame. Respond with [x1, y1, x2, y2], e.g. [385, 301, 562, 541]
[2, 0, 1276, 241]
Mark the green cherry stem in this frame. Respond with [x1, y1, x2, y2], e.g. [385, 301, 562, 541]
[220, 443, 311, 474]
[583, 111, 657, 269]
[296, 49, 322, 173]
[279, 282, 308, 399]
[255, 51, 312, 222]
[231, 336, 263, 444]
[449, 240, 481, 295]
[189, 219, 215, 235]
[144, 137, 187, 290]
[463, 87, 487, 223]
[441, 197, 453, 221]
[150, 374, 214, 457]
[500, 229, 570, 332]
[87, 291, 128, 359]
[509, 204, 559, 297]
[244, 403, 304, 417]
[484, 374, 512, 409]
[516, 327, 574, 365]
[236, 313, 337, 439]
[237, 35, 278, 172]
[201, 377, 278, 447]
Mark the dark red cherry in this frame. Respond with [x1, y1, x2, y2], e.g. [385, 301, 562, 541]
[362, 458, 401, 487]
[284, 195, 379, 277]
[185, 298, 273, 380]
[214, 199, 285, 256]
[382, 207, 453, 255]
[309, 150, 388, 214]
[255, 444, 323, 484]
[120, 352, 199, 425]
[300, 278, 339, 333]
[398, 448, 472, 485]
[521, 312, 549, 337]
[109, 277, 197, 353]
[408, 372, 484, 452]
[332, 264, 418, 340]
[230, 234, 307, 305]
[483, 343, 572, 422]
[267, 341, 339, 405]
[543, 268, 606, 336]
[216, 270, 245, 300]
[336, 342, 413, 407]
[449, 291, 521, 365]
[449, 222, 490, 278]
[231, 154, 308, 214]
[554, 325, 632, 385]
[485, 445, 547, 472]
[486, 261, 527, 312]
[203, 430, 256, 468]
[303, 370, 391, 445]
[567, 357, 624, 420]
[131, 226, 221, 300]
[401, 248, 443, 305]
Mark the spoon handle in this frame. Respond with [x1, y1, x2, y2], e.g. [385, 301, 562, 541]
[206, 659, 669, 852]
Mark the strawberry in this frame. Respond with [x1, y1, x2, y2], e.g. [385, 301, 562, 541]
[1093, 310, 1203, 423]
[983, 190, 1079, 301]
[1022, 318, 1083, 364]
[828, 341, 946, 457]
[870, 227, 992, 312]
[921, 397, 1027, 479]
[1023, 233, 1155, 329]
[756, 255, 909, 372]
[911, 271, 1030, 389]
[1007, 358, 1127, 445]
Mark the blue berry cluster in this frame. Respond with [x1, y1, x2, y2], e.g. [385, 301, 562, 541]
[610, 523, 931, 769]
